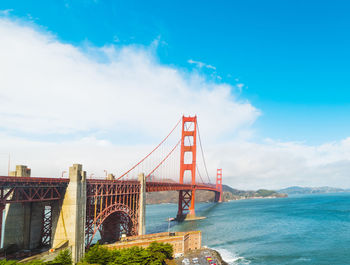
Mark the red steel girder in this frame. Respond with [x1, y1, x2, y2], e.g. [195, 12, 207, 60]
[0, 186, 63, 204]
[85, 179, 140, 247]
[145, 181, 219, 193]
[0, 176, 69, 187]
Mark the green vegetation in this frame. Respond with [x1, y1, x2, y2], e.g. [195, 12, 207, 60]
[0, 242, 172, 265]
[256, 189, 276, 197]
[0, 249, 72, 265]
[82, 242, 173, 265]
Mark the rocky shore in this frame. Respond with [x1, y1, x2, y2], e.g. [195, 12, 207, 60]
[171, 248, 228, 265]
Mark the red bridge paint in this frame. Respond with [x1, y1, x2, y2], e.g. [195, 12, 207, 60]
[0, 116, 222, 249]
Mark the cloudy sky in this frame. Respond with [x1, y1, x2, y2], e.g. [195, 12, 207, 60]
[1, 1, 350, 189]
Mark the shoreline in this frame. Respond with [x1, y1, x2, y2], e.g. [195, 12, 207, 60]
[173, 247, 228, 265]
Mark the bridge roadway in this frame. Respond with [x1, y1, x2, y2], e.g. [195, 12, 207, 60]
[0, 174, 220, 263]
[0, 117, 223, 262]
[0, 176, 218, 201]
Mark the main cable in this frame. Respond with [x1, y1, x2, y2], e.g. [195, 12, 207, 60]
[146, 139, 181, 179]
[117, 117, 182, 180]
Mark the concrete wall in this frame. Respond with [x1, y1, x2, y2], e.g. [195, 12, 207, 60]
[9, 165, 31, 178]
[3, 202, 45, 250]
[138, 173, 146, 236]
[106, 231, 202, 257]
[29, 203, 46, 249]
[52, 164, 86, 264]
[3, 166, 43, 251]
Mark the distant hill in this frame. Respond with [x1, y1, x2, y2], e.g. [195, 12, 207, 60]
[146, 184, 287, 204]
[278, 186, 350, 195]
[221, 184, 287, 201]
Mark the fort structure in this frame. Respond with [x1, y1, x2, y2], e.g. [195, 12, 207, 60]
[106, 231, 202, 257]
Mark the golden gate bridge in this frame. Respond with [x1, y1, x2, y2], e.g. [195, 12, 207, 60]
[0, 115, 222, 262]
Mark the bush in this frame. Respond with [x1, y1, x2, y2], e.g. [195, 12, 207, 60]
[0, 260, 17, 265]
[47, 249, 72, 265]
[25, 261, 46, 265]
[0, 249, 71, 265]
[148, 242, 173, 260]
[83, 241, 173, 265]
[256, 189, 276, 197]
[1, 241, 173, 265]
[112, 246, 150, 265]
[83, 243, 115, 265]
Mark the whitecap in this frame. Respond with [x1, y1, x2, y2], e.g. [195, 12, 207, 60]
[296, 257, 312, 262]
[212, 248, 250, 265]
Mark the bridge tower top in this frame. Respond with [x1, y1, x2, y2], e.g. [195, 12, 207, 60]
[179, 115, 197, 185]
[216, 168, 222, 191]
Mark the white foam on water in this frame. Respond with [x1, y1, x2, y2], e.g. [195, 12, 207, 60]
[213, 248, 250, 265]
[296, 257, 312, 262]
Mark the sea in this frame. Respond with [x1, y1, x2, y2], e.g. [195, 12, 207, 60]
[146, 193, 350, 265]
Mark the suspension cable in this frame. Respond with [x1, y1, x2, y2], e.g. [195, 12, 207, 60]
[196, 121, 211, 184]
[196, 164, 205, 183]
[117, 117, 182, 180]
[146, 139, 181, 179]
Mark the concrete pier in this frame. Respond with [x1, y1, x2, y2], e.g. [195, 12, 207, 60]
[138, 173, 146, 236]
[3, 203, 50, 250]
[3, 165, 43, 250]
[52, 164, 86, 263]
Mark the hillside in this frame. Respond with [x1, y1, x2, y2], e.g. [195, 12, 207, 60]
[278, 186, 350, 195]
[146, 184, 287, 204]
[221, 185, 287, 201]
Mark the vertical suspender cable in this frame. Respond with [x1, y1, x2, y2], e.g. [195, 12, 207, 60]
[196, 122, 211, 184]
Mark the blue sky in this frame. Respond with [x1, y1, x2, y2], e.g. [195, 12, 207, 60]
[1, 1, 350, 188]
[2, 0, 350, 144]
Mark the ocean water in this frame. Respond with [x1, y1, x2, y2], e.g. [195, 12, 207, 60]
[146, 193, 350, 265]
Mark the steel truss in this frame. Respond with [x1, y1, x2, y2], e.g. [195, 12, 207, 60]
[85, 180, 140, 247]
[41, 205, 52, 246]
[0, 177, 68, 249]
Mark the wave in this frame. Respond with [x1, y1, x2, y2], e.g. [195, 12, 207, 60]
[213, 247, 250, 265]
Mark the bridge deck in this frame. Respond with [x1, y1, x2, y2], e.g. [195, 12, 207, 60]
[0, 176, 69, 187]
[0, 176, 219, 193]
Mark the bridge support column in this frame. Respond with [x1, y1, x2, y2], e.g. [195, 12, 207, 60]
[52, 164, 86, 264]
[177, 189, 196, 221]
[2, 203, 44, 250]
[2, 166, 44, 251]
[138, 173, 146, 236]
[178, 116, 198, 221]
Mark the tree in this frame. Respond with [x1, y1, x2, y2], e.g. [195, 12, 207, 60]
[49, 249, 72, 265]
[83, 243, 114, 265]
[83, 241, 173, 265]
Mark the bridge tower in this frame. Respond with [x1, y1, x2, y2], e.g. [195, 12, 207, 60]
[177, 116, 197, 220]
[215, 168, 223, 202]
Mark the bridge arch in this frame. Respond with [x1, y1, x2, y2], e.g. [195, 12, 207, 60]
[86, 203, 138, 247]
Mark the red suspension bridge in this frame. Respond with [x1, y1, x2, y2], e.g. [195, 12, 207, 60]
[0, 116, 222, 262]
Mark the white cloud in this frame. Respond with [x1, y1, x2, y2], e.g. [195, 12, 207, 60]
[1, 17, 350, 190]
[205, 138, 350, 190]
[188, 59, 216, 70]
[0, 18, 258, 140]
[0, 18, 258, 178]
